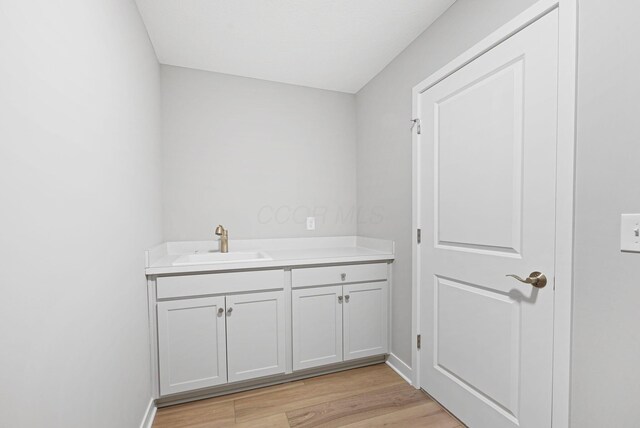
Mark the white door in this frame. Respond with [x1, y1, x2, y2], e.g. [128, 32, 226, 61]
[157, 296, 227, 395]
[343, 281, 388, 360]
[226, 291, 286, 382]
[292, 285, 343, 370]
[417, 10, 558, 428]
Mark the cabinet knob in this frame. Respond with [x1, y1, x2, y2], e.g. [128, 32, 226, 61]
[227, 307, 233, 315]
[341, 273, 346, 281]
[345, 295, 350, 302]
[217, 308, 224, 315]
[338, 296, 343, 303]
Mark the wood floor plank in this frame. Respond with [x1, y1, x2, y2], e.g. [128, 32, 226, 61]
[198, 381, 307, 405]
[152, 364, 461, 428]
[234, 413, 290, 427]
[153, 381, 303, 427]
[153, 401, 290, 427]
[234, 365, 404, 423]
[341, 401, 463, 428]
[153, 400, 235, 428]
[285, 383, 427, 427]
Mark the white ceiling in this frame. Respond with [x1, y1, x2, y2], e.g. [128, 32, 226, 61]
[135, 0, 455, 93]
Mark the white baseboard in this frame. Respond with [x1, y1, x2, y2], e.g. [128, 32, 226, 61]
[140, 398, 156, 428]
[386, 353, 413, 386]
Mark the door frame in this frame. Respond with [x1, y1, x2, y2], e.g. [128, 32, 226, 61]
[411, 0, 577, 427]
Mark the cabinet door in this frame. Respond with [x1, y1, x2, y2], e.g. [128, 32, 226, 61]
[343, 281, 388, 361]
[292, 285, 343, 370]
[157, 296, 227, 395]
[226, 291, 286, 383]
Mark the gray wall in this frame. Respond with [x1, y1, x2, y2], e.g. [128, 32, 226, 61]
[355, 0, 538, 367]
[161, 66, 357, 241]
[571, 0, 640, 425]
[0, 1, 162, 427]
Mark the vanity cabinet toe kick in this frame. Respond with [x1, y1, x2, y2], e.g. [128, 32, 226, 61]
[147, 261, 391, 401]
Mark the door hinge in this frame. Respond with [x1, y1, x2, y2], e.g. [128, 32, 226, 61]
[411, 118, 421, 135]
[417, 334, 422, 350]
[417, 228, 422, 244]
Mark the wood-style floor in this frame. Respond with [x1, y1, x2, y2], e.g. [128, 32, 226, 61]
[153, 364, 463, 427]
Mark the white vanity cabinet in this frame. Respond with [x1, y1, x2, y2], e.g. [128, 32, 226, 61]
[154, 270, 287, 396]
[146, 246, 393, 402]
[226, 291, 286, 382]
[157, 296, 228, 395]
[291, 263, 389, 371]
[343, 281, 388, 361]
[292, 285, 343, 370]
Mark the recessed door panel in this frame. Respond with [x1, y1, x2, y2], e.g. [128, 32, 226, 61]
[435, 277, 520, 417]
[436, 60, 523, 255]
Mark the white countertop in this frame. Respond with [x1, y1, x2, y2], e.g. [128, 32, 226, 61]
[145, 236, 395, 276]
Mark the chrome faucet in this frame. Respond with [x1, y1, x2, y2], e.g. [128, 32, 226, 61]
[214, 225, 229, 253]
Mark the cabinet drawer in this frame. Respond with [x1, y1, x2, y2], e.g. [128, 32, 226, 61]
[292, 263, 387, 288]
[157, 269, 285, 299]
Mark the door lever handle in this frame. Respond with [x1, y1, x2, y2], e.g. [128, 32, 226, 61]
[506, 271, 547, 288]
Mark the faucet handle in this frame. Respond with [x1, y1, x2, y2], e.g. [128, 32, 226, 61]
[215, 225, 225, 236]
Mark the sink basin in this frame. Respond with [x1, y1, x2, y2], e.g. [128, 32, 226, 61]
[172, 251, 272, 266]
